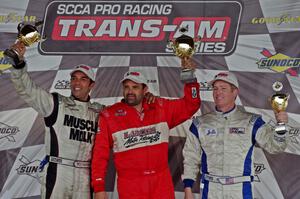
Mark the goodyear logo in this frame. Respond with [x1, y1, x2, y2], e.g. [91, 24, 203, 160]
[0, 51, 12, 71]
[0, 13, 36, 23]
[257, 48, 299, 76]
[251, 14, 300, 25]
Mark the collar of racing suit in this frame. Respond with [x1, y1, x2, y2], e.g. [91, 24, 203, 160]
[215, 105, 237, 119]
[71, 95, 91, 102]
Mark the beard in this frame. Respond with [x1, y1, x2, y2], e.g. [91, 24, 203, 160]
[124, 94, 143, 106]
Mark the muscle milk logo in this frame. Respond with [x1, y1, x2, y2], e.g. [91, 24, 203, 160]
[123, 127, 161, 148]
[40, 1, 242, 55]
[257, 48, 299, 76]
[63, 114, 97, 143]
[0, 122, 20, 142]
[16, 155, 43, 184]
[54, 79, 70, 89]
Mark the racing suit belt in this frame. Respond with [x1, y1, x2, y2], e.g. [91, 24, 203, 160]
[203, 173, 254, 185]
[48, 155, 90, 168]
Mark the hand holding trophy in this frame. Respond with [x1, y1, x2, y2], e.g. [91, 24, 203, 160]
[3, 21, 42, 71]
[167, 27, 200, 82]
[270, 81, 289, 134]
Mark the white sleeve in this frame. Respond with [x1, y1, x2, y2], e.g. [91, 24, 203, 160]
[10, 66, 54, 117]
[182, 120, 202, 182]
[255, 116, 287, 154]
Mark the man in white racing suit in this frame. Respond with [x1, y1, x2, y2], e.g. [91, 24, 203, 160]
[7, 41, 105, 199]
[182, 72, 289, 199]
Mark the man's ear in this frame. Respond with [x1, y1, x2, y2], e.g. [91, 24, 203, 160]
[234, 88, 239, 97]
[90, 81, 95, 89]
[143, 85, 149, 94]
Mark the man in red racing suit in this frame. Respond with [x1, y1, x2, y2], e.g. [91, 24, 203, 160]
[91, 69, 200, 199]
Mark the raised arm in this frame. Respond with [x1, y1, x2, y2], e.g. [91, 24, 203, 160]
[8, 41, 54, 117]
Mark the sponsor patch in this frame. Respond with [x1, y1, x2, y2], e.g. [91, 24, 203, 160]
[229, 127, 245, 134]
[115, 109, 127, 116]
[205, 128, 218, 136]
[191, 87, 197, 98]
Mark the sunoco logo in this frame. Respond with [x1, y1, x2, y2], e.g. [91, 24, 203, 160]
[257, 48, 299, 76]
[16, 155, 43, 184]
[254, 163, 266, 174]
[0, 122, 20, 142]
[40, 1, 242, 55]
[253, 163, 266, 182]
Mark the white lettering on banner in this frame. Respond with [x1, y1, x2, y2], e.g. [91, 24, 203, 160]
[112, 122, 169, 153]
[199, 21, 225, 38]
[53, 18, 228, 41]
[56, 4, 172, 15]
[123, 4, 172, 15]
[59, 19, 76, 36]
[94, 4, 121, 15]
[54, 18, 167, 40]
[57, 4, 91, 15]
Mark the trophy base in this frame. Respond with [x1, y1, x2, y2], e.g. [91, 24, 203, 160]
[275, 123, 287, 135]
[3, 49, 23, 69]
[180, 68, 197, 83]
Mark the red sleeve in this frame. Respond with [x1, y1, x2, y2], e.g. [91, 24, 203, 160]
[91, 111, 112, 192]
[164, 82, 200, 129]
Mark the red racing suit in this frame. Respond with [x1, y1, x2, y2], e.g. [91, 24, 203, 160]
[91, 82, 200, 199]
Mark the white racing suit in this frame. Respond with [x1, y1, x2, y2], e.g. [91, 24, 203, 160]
[182, 106, 287, 199]
[10, 66, 105, 199]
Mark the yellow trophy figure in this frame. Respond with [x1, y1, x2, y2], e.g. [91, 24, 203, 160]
[271, 81, 289, 134]
[2, 21, 42, 71]
[167, 27, 200, 82]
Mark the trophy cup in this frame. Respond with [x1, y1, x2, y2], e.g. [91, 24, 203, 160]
[3, 21, 42, 71]
[167, 27, 200, 82]
[270, 81, 289, 134]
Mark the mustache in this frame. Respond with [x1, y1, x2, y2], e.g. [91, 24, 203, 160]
[126, 94, 136, 98]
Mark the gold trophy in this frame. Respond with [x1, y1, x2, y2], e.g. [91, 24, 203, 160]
[3, 21, 42, 71]
[167, 27, 200, 82]
[271, 81, 289, 134]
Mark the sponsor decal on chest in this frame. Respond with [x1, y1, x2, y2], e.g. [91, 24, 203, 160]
[123, 127, 161, 148]
[63, 114, 97, 143]
[115, 109, 127, 116]
[112, 123, 169, 152]
[205, 128, 218, 136]
[229, 127, 245, 134]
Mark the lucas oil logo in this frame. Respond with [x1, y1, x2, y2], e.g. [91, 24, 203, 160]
[257, 48, 299, 76]
[40, 1, 242, 55]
